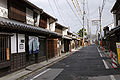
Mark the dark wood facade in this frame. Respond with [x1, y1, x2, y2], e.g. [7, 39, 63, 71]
[8, 0, 26, 23]
[55, 24, 63, 34]
[47, 39, 57, 59]
[0, 35, 11, 77]
[0, 0, 62, 77]
[55, 28, 62, 34]
[64, 39, 70, 53]
[39, 15, 47, 28]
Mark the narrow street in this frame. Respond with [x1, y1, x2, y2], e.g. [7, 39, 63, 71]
[0, 0, 119, 80]
[24, 44, 120, 80]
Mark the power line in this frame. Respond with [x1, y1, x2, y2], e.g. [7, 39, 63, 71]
[75, 0, 83, 16]
[57, 0, 79, 28]
[47, 0, 56, 18]
[86, 0, 90, 36]
[53, 0, 66, 25]
[99, 0, 107, 39]
[82, 0, 85, 46]
[71, 0, 81, 18]
[66, 0, 83, 26]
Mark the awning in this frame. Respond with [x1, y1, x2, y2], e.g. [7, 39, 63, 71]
[0, 17, 62, 38]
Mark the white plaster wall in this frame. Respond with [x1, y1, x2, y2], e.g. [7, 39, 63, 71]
[11, 33, 17, 54]
[109, 23, 114, 31]
[62, 29, 68, 35]
[26, 8, 34, 25]
[61, 40, 64, 52]
[35, 14, 40, 27]
[47, 19, 50, 30]
[0, 0, 8, 18]
[18, 34, 25, 53]
[50, 22, 55, 31]
[114, 14, 116, 27]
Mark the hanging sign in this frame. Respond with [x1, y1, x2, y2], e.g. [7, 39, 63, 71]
[116, 42, 120, 64]
[92, 20, 100, 26]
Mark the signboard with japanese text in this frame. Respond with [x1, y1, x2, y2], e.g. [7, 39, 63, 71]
[92, 20, 100, 26]
[116, 42, 120, 64]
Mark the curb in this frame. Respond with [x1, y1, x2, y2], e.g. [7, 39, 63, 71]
[17, 48, 80, 80]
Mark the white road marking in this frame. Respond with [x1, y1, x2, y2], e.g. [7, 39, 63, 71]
[100, 53, 103, 57]
[97, 47, 100, 53]
[30, 68, 51, 80]
[110, 75, 116, 80]
[97, 47, 103, 57]
[97, 47, 116, 80]
[102, 60, 109, 69]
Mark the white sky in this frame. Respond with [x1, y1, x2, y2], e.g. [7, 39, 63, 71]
[29, 0, 116, 35]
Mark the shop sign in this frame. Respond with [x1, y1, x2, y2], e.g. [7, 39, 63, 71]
[116, 42, 120, 64]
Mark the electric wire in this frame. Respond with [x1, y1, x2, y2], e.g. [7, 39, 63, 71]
[47, 0, 56, 18]
[75, 0, 83, 16]
[53, 0, 66, 25]
[66, 0, 83, 26]
[71, 0, 82, 18]
[56, 0, 78, 28]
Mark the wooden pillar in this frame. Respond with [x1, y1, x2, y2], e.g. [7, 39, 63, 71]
[46, 38, 48, 61]
[16, 33, 18, 54]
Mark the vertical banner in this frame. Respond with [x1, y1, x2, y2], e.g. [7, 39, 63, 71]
[116, 42, 120, 64]
[29, 36, 40, 54]
[7, 48, 10, 60]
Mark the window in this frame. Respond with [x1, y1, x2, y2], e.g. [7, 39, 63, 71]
[0, 36, 10, 62]
[8, 0, 26, 23]
[39, 15, 47, 28]
[34, 12, 38, 24]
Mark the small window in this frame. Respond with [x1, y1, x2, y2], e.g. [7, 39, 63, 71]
[34, 12, 38, 23]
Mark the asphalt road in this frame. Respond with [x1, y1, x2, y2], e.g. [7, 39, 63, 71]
[25, 44, 120, 80]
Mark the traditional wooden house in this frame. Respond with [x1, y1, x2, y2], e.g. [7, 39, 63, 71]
[62, 26, 72, 53]
[102, 0, 120, 53]
[0, 0, 61, 76]
[71, 33, 78, 50]
[55, 23, 72, 53]
[55, 23, 63, 56]
[39, 12, 59, 59]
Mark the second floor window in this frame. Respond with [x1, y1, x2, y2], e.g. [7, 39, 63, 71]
[8, 0, 26, 23]
[39, 15, 47, 28]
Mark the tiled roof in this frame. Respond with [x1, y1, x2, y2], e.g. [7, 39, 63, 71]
[0, 17, 62, 37]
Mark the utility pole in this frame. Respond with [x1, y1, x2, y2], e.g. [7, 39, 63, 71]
[87, 19, 90, 42]
[87, 19, 89, 36]
[83, 0, 85, 46]
[96, 24, 99, 41]
[99, 7, 102, 40]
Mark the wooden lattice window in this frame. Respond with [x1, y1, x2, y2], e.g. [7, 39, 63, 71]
[39, 16, 47, 28]
[8, 0, 26, 23]
[0, 36, 10, 62]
